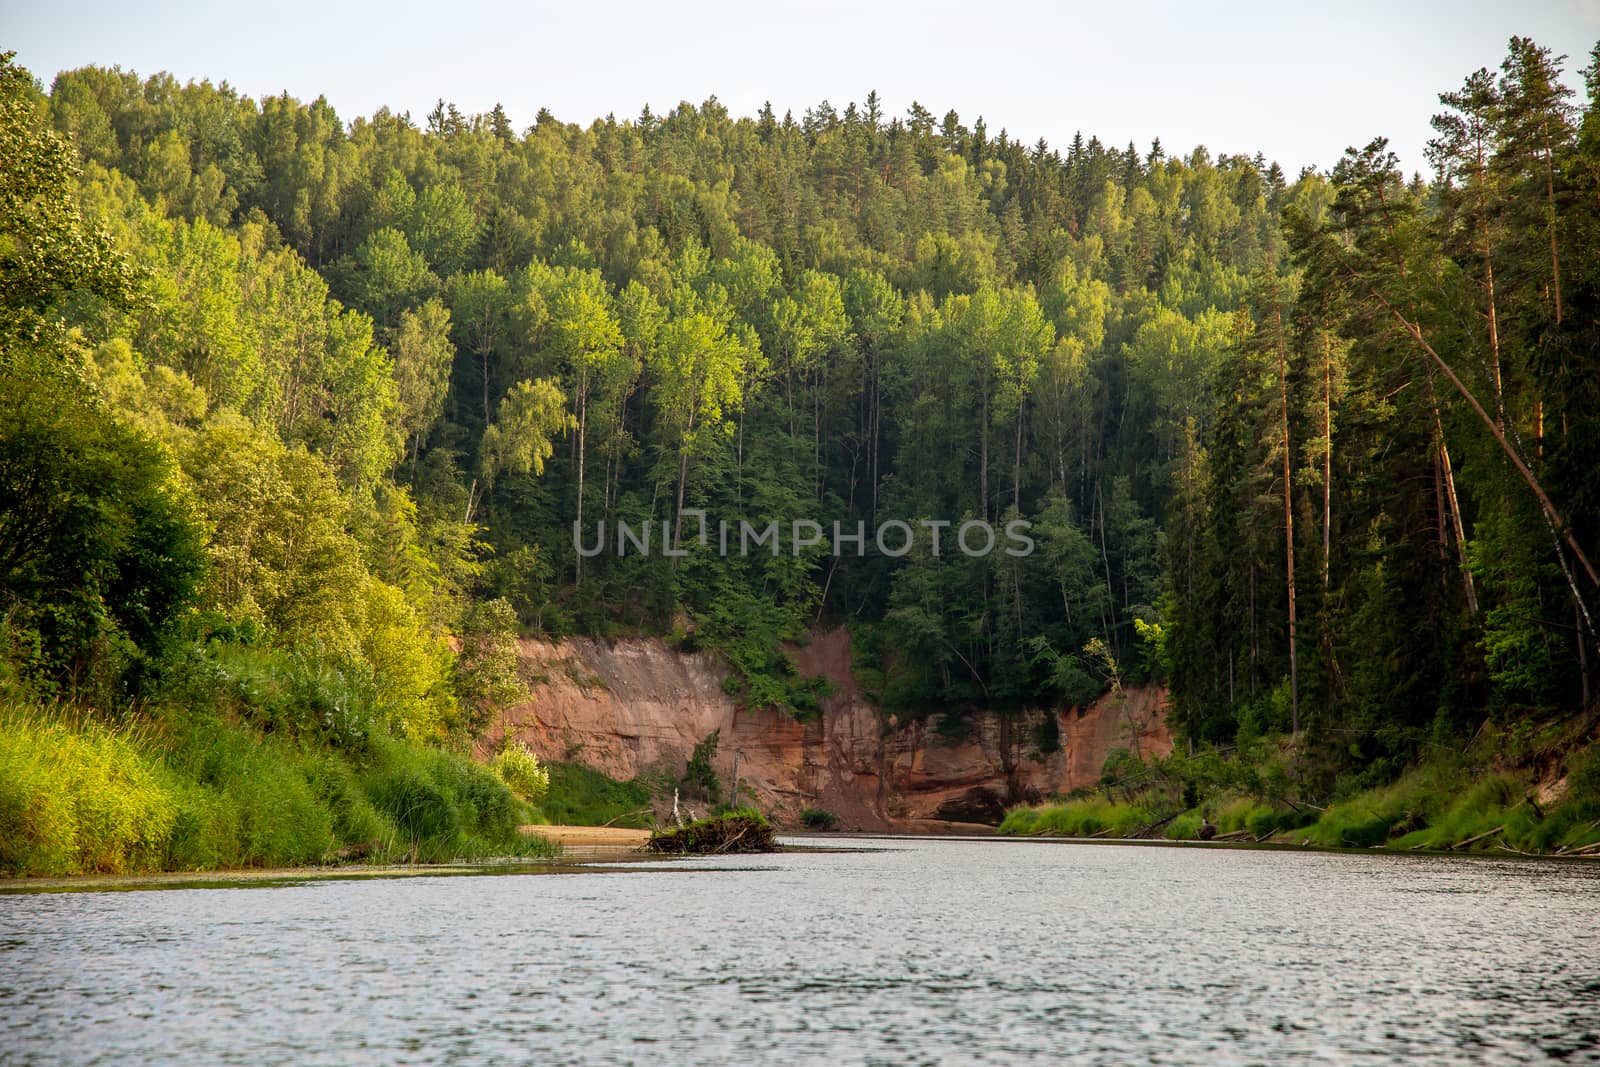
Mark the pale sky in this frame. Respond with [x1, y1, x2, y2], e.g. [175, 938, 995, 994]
[4, 0, 1598, 176]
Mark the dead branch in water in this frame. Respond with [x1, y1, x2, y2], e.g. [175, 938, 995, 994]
[645, 811, 778, 855]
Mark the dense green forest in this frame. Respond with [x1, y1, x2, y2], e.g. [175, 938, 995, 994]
[4, 34, 1600, 869]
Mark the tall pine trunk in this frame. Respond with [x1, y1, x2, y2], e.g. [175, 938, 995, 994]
[1275, 308, 1299, 734]
[575, 386, 588, 583]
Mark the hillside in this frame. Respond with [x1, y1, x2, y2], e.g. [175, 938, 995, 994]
[4, 34, 1600, 870]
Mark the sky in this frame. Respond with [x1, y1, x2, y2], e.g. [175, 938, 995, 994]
[4, 0, 1598, 176]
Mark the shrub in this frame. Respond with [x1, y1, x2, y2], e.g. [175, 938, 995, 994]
[160, 712, 335, 867]
[0, 683, 551, 876]
[800, 808, 839, 830]
[492, 740, 550, 802]
[683, 729, 721, 802]
[1164, 811, 1205, 839]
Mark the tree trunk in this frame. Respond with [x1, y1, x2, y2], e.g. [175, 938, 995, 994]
[1373, 293, 1598, 590]
[1376, 294, 1600, 666]
[980, 386, 990, 521]
[1541, 114, 1563, 326]
[1321, 334, 1333, 591]
[1474, 132, 1507, 430]
[1275, 309, 1299, 734]
[1420, 362, 1480, 616]
[575, 386, 588, 583]
[1439, 434, 1477, 616]
[673, 448, 689, 552]
[1013, 396, 1024, 512]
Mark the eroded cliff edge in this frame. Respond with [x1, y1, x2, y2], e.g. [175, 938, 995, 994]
[485, 627, 1171, 830]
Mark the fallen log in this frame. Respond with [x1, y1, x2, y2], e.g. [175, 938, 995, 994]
[1447, 825, 1505, 851]
[1132, 811, 1181, 839]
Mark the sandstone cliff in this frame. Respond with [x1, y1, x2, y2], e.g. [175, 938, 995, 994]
[486, 627, 1172, 830]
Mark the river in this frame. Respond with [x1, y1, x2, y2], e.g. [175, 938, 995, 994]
[3, 837, 1599, 1064]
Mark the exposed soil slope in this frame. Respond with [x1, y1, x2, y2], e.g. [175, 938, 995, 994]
[486, 627, 1171, 830]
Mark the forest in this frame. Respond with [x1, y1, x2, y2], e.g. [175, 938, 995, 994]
[4, 34, 1600, 871]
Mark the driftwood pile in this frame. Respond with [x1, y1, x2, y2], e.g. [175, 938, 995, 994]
[645, 811, 778, 854]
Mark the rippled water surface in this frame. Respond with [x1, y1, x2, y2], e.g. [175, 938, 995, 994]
[4, 838, 1600, 1064]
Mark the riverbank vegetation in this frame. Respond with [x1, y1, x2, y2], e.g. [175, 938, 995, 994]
[527, 761, 657, 828]
[0, 701, 551, 875]
[6, 31, 1600, 871]
[0, 53, 549, 876]
[1000, 721, 1600, 855]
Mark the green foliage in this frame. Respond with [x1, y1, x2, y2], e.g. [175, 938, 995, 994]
[479, 377, 574, 489]
[0, 360, 204, 686]
[169, 641, 384, 751]
[1032, 711, 1062, 755]
[799, 807, 839, 830]
[492, 740, 550, 802]
[998, 798, 1157, 838]
[533, 761, 654, 828]
[8, 38, 1600, 869]
[454, 597, 525, 739]
[0, 691, 552, 876]
[1163, 811, 1205, 840]
[0, 706, 176, 874]
[683, 728, 721, 803]
[0, 51, 134, 350]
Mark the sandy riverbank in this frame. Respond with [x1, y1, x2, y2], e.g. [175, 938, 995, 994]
[525, 825, 652, 847]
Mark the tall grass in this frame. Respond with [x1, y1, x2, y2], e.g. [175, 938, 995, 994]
[997, 736, 1600, 854]
[0, 699, 553, 877]
[0, 706, 176, 874]
[1298, 762, 1600, 853]
[999, 798, 1157, 837]
[532, 762, 655, 828]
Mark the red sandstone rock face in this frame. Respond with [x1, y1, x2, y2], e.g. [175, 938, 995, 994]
[486, 627, 1173, 830]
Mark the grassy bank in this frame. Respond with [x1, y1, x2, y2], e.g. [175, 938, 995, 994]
[528, 761, 657, 828]
[999, 729, 1600, 857]
[0, 702, 554, 877]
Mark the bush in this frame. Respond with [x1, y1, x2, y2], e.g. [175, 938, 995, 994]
[1210, 797, 1310, 837]
[160, 711, 335, 867]
[800, 807, 839, 830]
[0, 367, 204, 687]
[492, 740, 550, 802]
[358, 737, 533, 862]
[683, 729, 721, 802]
[1164, 811, 1205, 839]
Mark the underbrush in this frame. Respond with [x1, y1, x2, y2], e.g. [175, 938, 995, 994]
[530, 761, 656, 828]
[800, 807, 839, 830]
[0, 699, 552, 877]
[0, 708, 176, 875]
[998, 798, 1160, 837]
[996, 727, 1600, 856]
[1298, 757, 1600, 853]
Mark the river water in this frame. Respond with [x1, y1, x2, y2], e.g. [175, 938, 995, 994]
[3, 837, 1599, 1064]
